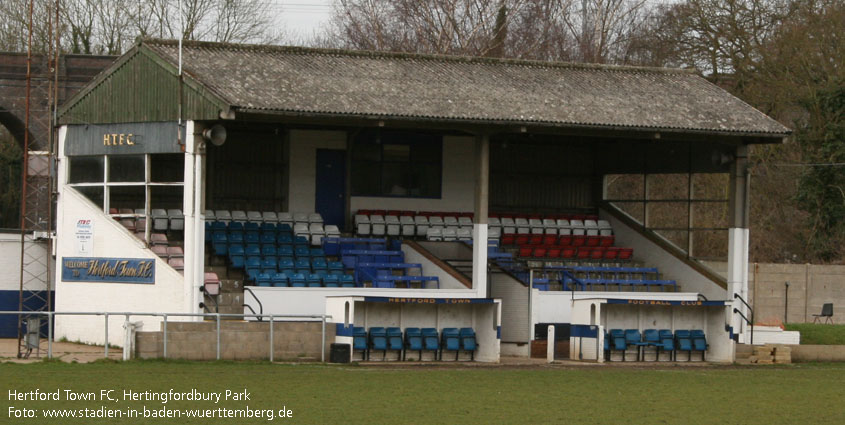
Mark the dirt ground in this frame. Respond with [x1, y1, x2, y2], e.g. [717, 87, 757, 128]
[0, 338, 122, 363]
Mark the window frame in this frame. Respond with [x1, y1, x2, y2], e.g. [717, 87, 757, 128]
[350, 130, 443, 199]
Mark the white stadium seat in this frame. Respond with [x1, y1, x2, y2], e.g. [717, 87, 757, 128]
[325, 224, 341, 238]
[500, 217, 516, 234]
[277, 212, 294, 227]
[247, 210, 263, 223]
[152, 209, 168, 231]
[414, 215, 429, 236]
[426, 227, 443, 241]
[385, 214, 401, 236]
[458, 216, 473, 228]
[529, 218, 544, 235]
[442, 227, 457, 241]
[598, 219, 613, 236]
[167, 209, 184, 231]
[400, 215, 416, 236]
[584, 219, 599, 236]
[309, 223, 325, 245]
[308, 213, 323, 224]
[444, 216, 459, 228]
[231, 210, 248, 223]
[355, 214, 371, 236]
[293, 212, 309, 225]
[370, 214, 386, 236]
[488, 227, 501, 239]
[556, 219, 571, 236]
[570, 219, 585, 236]
[429, 216, 444, 227]
[205, 210, 216, 220]
[293, 223, 309, 238]
[543, 218, 558, 235]
[262, 211, 278, 222]
[215, 210, 231, 222]
[456, 227, 472, 241]
[515, 217, 530, 234]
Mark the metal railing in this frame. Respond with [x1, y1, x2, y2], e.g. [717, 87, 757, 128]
[733, 293, 754, 345]
[0, 311, 332, 362]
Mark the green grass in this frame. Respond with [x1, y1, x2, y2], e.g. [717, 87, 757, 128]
[3, 361, 845, 424]
[784, 323, 845, 345]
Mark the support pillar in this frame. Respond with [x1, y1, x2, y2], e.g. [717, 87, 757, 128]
[727, 145, 750, 344]
[472, 134, 490, 298]
[183, 121, 205, 317]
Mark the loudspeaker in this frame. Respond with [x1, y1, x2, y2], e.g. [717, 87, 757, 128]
[202, 124, 227, 146]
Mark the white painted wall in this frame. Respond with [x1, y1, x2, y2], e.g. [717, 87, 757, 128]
[534, 291, 700, 326]
[601, 208, 726, 300]
[401, 243, 471, 291]
[287, 129, 346, 214]
[246, 286, 478, 319]
[54, 127, 189, 346]
[288, 131, 478, 215]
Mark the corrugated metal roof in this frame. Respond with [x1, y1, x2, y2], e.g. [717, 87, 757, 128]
[143, 39, 790, 137]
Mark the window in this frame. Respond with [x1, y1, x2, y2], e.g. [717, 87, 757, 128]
[351, 130, 442, 198]
[67, 154, 184, 242]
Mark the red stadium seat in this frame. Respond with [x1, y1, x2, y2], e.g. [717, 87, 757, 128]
[559, 235, 572, 246]
[600, 235, 615, 247]
[572, 235, 587, 247]
[543, 235, 557, 246]
[518, 247, 533, 258]
[529, 235, 543, 245]
[561, 247, 577, 259]
[547, 247, 561, 258]
[590, 247, 605, 260]
[502, 234, 516, 245]
[586, 236, 601, 247]
[576, 247, 591, 260]
[618, 248, 634, 260]
[604, 247, 620, 260]
[533, 247, 547, 258]
[516, 235, 530, 245]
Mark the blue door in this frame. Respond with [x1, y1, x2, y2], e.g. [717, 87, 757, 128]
[315, 149, 346, 231]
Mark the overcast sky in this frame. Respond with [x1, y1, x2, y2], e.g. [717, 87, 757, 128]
[274, 0, 334, 39]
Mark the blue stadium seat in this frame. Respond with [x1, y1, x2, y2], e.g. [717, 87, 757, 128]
[245, 244, 261, 257]
[625, 329, 648, 361]
[278, 223, 292, 233]
[328, 261, 343, 273]
[311, 257, 328, 271]
[441, 328, 460, 361]
[227, 221, 244, 232]
[323, 274, 340, 287]
[691, 330, 707, 361]
[277, 233, 293, 245]
[310, 248, 325, 257]
[422, 328, 440, 361]
[604, 331, 611, 361]
[212, 232, 228, 256]
[387, 327, 403, 360]
[256, 273, 272, 287]
[404, 327, 422, 361]
[289, 273, 306, 287]
[340, 274, 355, 287]
[658, 329, 675, 360]
[277, 244, 294, 257]
[642, 329, 660, 361]
[294, 246, 310, 258]
[261, 244, 277, 257]
[271, 272, 288, 287]
[295, 258, 311, 275]
[228, 232, 244, 245]
[245, 232, 260, 244]
[228, 245, 245, 269]
[294, 235, 309, 246]
[369, 327, 388, 361]
[675, 330, 693, 361]
[459, 328, 477, 361]
[260, 233, 275, 246]
[211, 221, 227, 232]
[261, 257, 278, 274]
[306, 273, 322, 287]
[245, 257, 261, 282]
[609, 329, 627, 361]
[353, 327, 368, 361]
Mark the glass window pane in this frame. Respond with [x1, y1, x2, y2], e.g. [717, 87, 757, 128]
[151, 154, 184, 183]
[382, 163, 410, 195]
[74, 186, 104, 208]
[383, 144, 410, 162]
[412, 141, 441, 162]
[352, 140, 381, 161]
[351, 162, 380, 196]
[150, 185, 183, 210]
[108, 155, 145, 183]
[68, 156, 104, 183]
[109, 186, 146, 212]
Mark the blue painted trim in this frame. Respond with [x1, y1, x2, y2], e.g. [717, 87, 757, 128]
[362, 297, 495, 304]
[570, 324, 598, 338]
[496, 326, 501, 340]
[605, 299, 727, 307]
[0, 290, 55, 338]
[335, 323, 354, 337]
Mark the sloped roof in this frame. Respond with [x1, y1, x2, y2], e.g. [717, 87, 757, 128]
[139, 39, 790, 137]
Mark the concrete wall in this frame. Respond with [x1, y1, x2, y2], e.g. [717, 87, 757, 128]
[601, 208, 726, 300]
[705, 262, 845, 324]
[54, 188, 189, 347]
[287, 130, 477, 215]
[135, 320, 334, 361]
[789, 345, 845, 362]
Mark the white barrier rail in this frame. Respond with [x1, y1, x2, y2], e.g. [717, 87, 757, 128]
[0, 311, 332, 362]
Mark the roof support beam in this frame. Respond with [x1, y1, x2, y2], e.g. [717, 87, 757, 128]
[472, 134, 490, 298]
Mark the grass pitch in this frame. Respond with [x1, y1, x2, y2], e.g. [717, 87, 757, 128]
[784, 323, 845, 345]
[3, 360, 845, 424]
